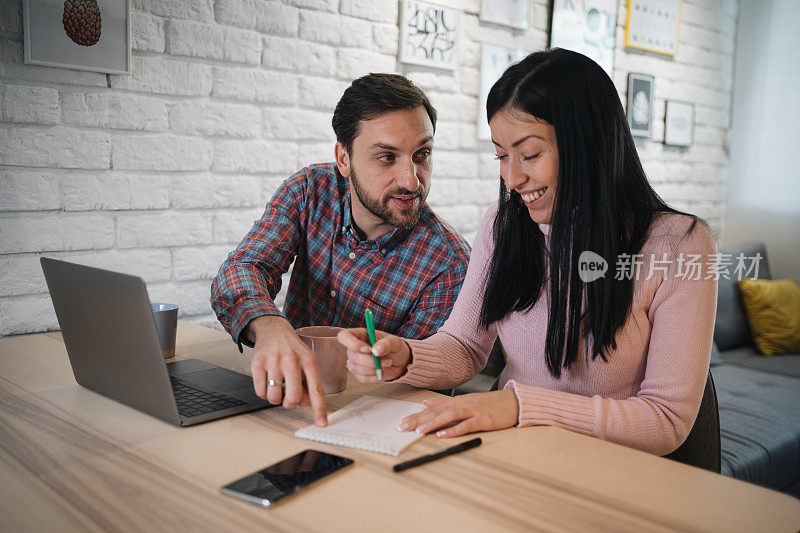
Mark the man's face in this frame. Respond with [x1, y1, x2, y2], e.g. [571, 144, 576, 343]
[339, 107, 434, 231]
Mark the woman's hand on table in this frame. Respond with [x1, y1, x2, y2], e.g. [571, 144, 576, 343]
[337, 328, 411, 382]
[399, 390, 520, 438]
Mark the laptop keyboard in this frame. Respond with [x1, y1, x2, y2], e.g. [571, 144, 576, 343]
[170, 375, 247, 418]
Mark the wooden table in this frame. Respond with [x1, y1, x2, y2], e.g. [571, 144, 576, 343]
[2, 322, 800, 532]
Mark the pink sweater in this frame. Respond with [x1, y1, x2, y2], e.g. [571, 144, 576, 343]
[401, 202, 718, 455]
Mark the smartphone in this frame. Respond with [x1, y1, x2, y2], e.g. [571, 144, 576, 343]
[221, 450, 354, 507]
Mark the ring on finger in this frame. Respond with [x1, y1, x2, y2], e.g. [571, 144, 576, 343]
[267, 378, 284, 387]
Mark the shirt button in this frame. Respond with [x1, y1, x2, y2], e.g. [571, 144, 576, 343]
[381, 248, 387, 255]
[348, 252, 356, 260]
[330, 290, 336, 297]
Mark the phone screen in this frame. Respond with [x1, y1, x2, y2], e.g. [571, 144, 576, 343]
[221, 450, 354, 507]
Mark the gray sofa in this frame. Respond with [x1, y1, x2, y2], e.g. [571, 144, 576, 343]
[710, 241, 800, 498]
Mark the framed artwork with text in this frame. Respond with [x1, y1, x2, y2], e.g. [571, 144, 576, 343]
[625, 0, 682, 56]
[399, 0, 461, 71]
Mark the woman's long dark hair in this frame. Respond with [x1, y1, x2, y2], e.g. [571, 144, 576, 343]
[480, 48, 698, 379]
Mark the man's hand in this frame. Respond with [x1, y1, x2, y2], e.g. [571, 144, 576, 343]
[247, 315, 327, 426]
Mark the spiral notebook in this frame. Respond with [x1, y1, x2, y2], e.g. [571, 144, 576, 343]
[294, 395, 427, 456]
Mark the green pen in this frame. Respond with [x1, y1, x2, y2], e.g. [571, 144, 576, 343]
[364, 309, 383, 381]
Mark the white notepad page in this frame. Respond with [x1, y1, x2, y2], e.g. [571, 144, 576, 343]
[294, 395, 427, 456]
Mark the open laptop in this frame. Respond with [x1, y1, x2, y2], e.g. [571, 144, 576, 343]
[40, 257, 272, 426]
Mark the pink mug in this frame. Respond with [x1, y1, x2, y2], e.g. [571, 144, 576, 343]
[295, 326, 347, 394]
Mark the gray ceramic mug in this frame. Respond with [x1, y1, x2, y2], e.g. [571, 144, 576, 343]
[151, 303, 178, 359]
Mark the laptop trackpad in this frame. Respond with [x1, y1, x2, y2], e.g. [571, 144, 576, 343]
[167, 359, 217, 375]
[181, 368, 254, 396]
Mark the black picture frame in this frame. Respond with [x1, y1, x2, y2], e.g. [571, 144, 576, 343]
[627, 72, 654, 138]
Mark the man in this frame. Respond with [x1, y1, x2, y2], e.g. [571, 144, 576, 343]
[211, 73, 471, 427]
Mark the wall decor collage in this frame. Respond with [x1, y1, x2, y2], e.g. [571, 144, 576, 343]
[397, 0, 691, 145]
[22, 0, 691, 145]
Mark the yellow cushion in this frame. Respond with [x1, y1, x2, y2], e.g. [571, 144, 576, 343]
[738, 278, 800, 356]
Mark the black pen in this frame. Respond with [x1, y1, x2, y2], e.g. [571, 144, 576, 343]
[393, 438, 482, 472]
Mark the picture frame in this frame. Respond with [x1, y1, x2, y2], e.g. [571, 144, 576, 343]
[398, 0, 461, 71]
[477, 42, 525, 140]
[479, 0, 531, 30]
[627, 73, 654, 138]
[664, 99, 694, 146]
[23, 0, 131, 75]
[625, 0, 683, 56]
[549, 0, 618, 77]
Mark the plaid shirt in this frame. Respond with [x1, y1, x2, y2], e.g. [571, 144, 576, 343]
[211, 163, 471, 350]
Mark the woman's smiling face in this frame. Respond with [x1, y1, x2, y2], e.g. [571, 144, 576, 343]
[489, 106, 559, 224]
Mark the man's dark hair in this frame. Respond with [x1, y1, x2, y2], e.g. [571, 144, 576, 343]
[332, 73, 437, 155]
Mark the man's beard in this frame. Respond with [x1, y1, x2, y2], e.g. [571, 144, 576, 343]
[349, 165, 426, 230]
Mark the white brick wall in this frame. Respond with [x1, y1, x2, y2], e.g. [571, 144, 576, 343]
[0, 214, 116, 254]
[0, 0, 738, 335]
[1, 84, 59, 124]
[63, 173, 171, 210]
[62, 92, 169, 131]
[0, 127, 111, 168]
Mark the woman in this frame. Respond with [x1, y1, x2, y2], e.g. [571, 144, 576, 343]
[337, 49, 717, 456]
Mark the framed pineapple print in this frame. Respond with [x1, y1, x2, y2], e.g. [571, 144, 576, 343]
[23, 0, 131, 74]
